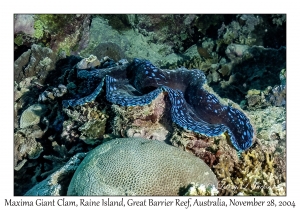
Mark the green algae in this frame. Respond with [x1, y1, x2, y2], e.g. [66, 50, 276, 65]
[33, 20, 44, 39]
[14, 34, 24, 46]
[34, 14, 76, 33]
[32, 14, 80, 55]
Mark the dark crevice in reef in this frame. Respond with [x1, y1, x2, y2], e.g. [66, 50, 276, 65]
[211, 46, 286, 104]
[14, 45, 31, 61]
[260, 14, 286, 49]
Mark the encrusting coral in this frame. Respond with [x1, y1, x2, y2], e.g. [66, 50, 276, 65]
[111, 92, 171, 142]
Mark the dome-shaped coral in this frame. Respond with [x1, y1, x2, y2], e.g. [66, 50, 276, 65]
[67, 137, 218, 195]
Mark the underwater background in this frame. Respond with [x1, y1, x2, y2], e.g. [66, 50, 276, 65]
[14, 14, 286, 196]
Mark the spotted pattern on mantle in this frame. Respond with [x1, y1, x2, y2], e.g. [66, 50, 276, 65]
[62, 58, 254, 151]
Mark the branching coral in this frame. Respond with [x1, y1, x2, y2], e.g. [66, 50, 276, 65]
[184, 182, 219, 196]
[213, 145, 285, 195]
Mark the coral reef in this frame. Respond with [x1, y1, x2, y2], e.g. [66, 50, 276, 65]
[14, 14, 36, 49]
[184, 182, 219, 196]
[209, 105, 286, 196]
[245, 84, 286, 110]
[14, 44, 58, 84]
[247, 106, 286, 153]
[218, 15, 262, 46]
[79, 16, 173, 65]
[266, 85, 286, 107]
[79, 15, 224, 67]
[214, 145, 286, 195]
[14, 76, 40, 129]
[14, 125, 45, 170]
[14, 124, 46, 195]
[14, 54, 90, 195]
[14, 14, 91, 58]
[217, 14, 286, 48]
[271, 14, 286, 26]
[67, 138, 218, 195]
[62, 102, 109, 145]
[126, 15, 225, 54]
[212, 45, 286, 104]
[170, 128, 239, 169]
[75, 54, 100, 69]
[73, 14, 287, 107]
[13, 14, 286, 196]
[20, 104, 47, 128]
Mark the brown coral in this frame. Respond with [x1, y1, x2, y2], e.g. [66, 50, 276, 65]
[213, 144, 286, 195]
[14, 44, 58, 84]
[62, 102, 108, 145]
[14, 125, 44, 170]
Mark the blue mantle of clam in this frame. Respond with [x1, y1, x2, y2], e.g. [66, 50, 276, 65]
[62, 58, 254, 151]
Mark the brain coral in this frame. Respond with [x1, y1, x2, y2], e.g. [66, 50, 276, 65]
[67, 138, 218, 195]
